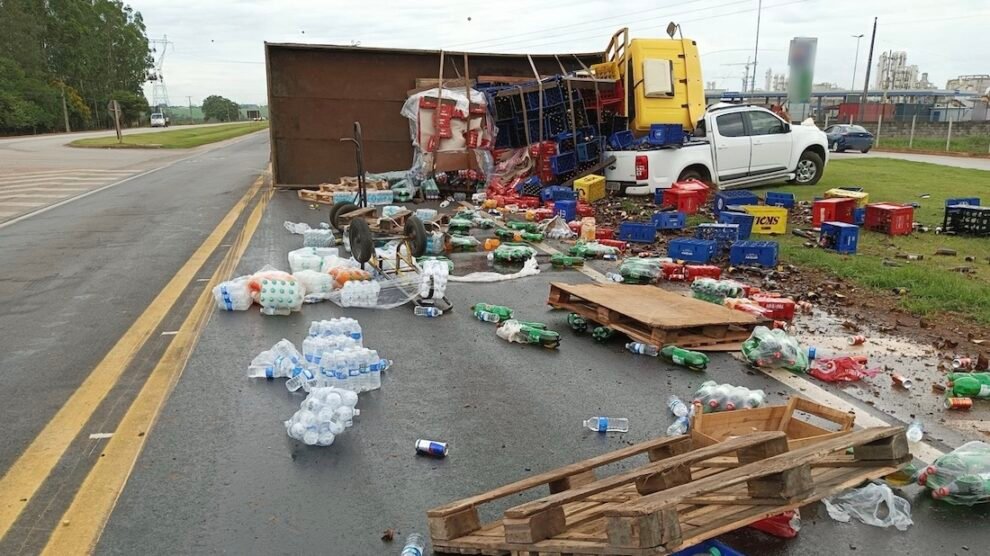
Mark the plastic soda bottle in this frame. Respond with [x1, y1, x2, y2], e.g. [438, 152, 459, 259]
[660, 345, 710, 371]
[583, 417, 629, 433]
[567, 312, 588, 332]
[626, 342, 659, 356]
[551, 253, 585, 268]
[666, 415, 690, 436]
[400, 533, 426, 556]
[470, 303, 513, 320]
[667, 395, 689, 417]
[949, 375, 990, 398]
[906, 421, 923, 443]
[414, 306, 443, 317]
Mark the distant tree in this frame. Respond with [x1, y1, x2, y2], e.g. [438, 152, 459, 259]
[110, 89, 150, 125]
[201, 95, 240, 122]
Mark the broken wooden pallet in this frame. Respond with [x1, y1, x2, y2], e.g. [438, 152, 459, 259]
[428, 427, 908, 555]
[547, 282, 761, 350]
[297, 189, 334, 204]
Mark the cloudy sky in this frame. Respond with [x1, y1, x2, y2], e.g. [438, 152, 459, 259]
[138, 0, 989, 106]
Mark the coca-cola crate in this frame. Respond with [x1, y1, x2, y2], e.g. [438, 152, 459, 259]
[595, 227, 614, 240]
[661, 189, 702, 215]
[864, 203, 913, 236]
[684, 264, 722, 281]
[576, 201, 595, 218]
[752, 295, 796, 320]
[812, 198, 856, 228]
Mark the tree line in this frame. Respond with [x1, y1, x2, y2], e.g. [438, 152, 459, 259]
[0, 0, 152, 134]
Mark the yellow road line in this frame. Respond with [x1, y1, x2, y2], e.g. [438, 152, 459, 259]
[0, 175, 264, 542]
[41, 185, 271, 555]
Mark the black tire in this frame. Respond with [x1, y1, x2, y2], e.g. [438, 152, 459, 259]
[329, 202, 359, 232]
[861, 147, 871, 153]
[788, 150, 824, 185]
[348, 217, 374, 263]
[404, 215, 427, 258]
[677, 168, 711, 185]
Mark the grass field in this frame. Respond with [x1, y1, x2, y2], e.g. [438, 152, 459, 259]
[749, 159, 990, 325]
[879, 135, 990, 156]
[70, 121, 268, 149]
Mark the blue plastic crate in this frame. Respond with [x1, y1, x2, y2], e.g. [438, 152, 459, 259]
[714, 190, 760, 215]
[647, 123, 684, 146]
[608, 130, 635, 150]
[550, 152, 577, 175]
[668, 238, 718, 263]
[554, 199, 577, 221]
[695, 223, 739, 250]
[543, 86, 564, 107]
[820, 221, 859, 254]
[853, 206, 866, 225]
[717, 211, 754, 240]
[539, 186, 576, 203]
[652, 211, 686, 230]
[618, 221, 657, 243]
[764, 191, 795, 208]
[670, 539, 745, 556]
[576, 137, 602, 162]
[946, 197, 980, 207]
[729, 240, 779, 266]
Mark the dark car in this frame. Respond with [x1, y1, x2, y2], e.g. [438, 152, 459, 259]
[824, 124, 874, 153]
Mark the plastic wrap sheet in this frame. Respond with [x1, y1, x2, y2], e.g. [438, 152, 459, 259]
[323, 274, 422, 310]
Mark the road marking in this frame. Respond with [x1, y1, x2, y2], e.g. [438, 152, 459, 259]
[0, 175, 264, 542]
[0, 176, 118, 186]
[87, 434, 113, 440]
[0, 201, 46, 207]
[534, 240, 946, 463]
[160, 331, 179, 336]
[0, 170, 131, 180]
[0, 186, 89, 193]
[0, 194, 73, 201]
[41, 183, 272, 555]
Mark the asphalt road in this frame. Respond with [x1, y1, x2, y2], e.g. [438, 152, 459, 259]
[90, 191, 987, 556]
[833, 150, 990, 171]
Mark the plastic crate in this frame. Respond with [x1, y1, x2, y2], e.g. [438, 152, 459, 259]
[608, 130, 635, 150]
[946, 197, 980, 207]
[853, 207, 866, 225]
[695, 223, 739, 250]
[618, 221, 657, 243]
[812, 197, 856, 228]
[714, 190, 760, 215]
[819, 221, 859, 254]
[718, 211, 754, 240]
[685, 265, 722, 281]
[942, 205, 990, 236]
[332, 190, 394, 206]
[765, 191, 795, 208]
[550, 152, 577, 175]
[554, 199, 577, 221]
[864, 203, 914, 236]
[672, 179, 710, 203]
[661, 189, 703, 215]
[729, 240, 779, 267]
[753, 294, 796, 320]
[824, 188, 869, 207]
[741, 205, 788, 234]
[539, 186, 576, 203]
[652, 211, 686, 231]
[668, 238, 718, 263]
[573, 174, 606, 202]
[647, 123, 684, 146]
[576, 138, 602, 162]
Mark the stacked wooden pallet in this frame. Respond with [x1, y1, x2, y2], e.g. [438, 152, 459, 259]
[296, 177, 389, 205]
[428, 426, 909, 555]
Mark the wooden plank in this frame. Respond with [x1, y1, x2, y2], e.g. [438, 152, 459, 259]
[793, 397, 856, 431]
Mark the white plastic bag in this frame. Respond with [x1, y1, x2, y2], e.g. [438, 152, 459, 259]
[543, 216, 576, 239]
[212, 275, 253, 311]
[284, 221, 312, 234]
[449, 257, 541, 283]
[419, 259, 449, 300]
[822, 482, 913, 531]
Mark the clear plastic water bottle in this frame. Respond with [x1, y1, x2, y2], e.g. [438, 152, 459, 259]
[346, 349, 362, 392]
[367, 350, 382, 390]
[906, 420, 923, 443]
[247, 339, 304, 379]
[667, 395, 689, 417]
[400, 533, 426, 556]
[475, 310, 501, 323]
[626, 342, 659, 356]
[583, 416, 629, 433]
[415, 306, 443, 317]
[285, 366, 316, 392]
[333, 353, 349, 390]
[606, 272, 624, 282]
[666, 415, 690, 436]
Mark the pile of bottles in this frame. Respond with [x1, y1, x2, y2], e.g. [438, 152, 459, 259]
[339, 280, 381, 307]
[449, 235, 481, 251]
[256, 277, 305, 316]
[692, 380, 766, 413]
[496, 319, 561, 349]
[472, 303, 514, 323]
[618, 257, 664, 284]
[665, 395, 693, 436]
[212, 276, 254, 311]
[309, 318, 363, 342]
[690, 278, 747, 304]
[741, 326, 809, 373]
[302, 228, 335, 248]
[568, 241, 620, 260]
[247, 339, 306, 379]
[418, 258, 449, 302]
[918, 440, 990, 505]
[284, 386, 359, 446]
[492, 243, 536, 262]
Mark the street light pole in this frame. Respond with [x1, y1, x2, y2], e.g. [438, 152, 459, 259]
[751, 0, 762, 92]
[857, 17, 878, 123]
[850, 34, 864, 90]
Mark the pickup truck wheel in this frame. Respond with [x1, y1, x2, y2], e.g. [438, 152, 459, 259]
[677, 168, 711, 185]
[789, 150, 824, 185]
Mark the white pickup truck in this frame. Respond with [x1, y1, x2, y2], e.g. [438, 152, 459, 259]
[605, 103, 829, 194]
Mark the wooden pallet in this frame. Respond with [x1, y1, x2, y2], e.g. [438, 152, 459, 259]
[297, 189, 334, 204]
[548, 282, 761, 350]
[428, 426, 908, 555]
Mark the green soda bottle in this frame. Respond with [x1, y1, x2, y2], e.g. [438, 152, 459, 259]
[471, 303, 513, 321]
[495, 228, 518, 241]
[551, 254, 585, 268]
[521, 324, 560, 349]
[516, 320, 548, 330]
[568, 241, 590, 258]
[448, 217, 474, 232]
[660, 345, 710, 371]
[948, 372, 990, 385]
[507, 221, 539, 233]
[567, 312, 588, 332]
[519, 231, 544, 242]
[592, 326, 616, 343]
[949, 375, 990, 398]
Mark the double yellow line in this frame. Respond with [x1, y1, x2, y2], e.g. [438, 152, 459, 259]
[0, 174, 269, 553]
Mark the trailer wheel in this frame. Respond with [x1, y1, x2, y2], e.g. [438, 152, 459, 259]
[404, 216, 428, 258]
[330, 202, 359, 232]
[348, 218, 374, 263]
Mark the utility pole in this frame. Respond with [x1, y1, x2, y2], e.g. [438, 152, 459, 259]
[850, 34, 864, 90]
[60, 84, 71, 133]
[187, 96, 193, 123]
[751, 0, 762, 92]
[857, 17, 878, 123]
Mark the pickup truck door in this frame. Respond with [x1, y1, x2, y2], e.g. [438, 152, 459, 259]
[711, 112, 751, 180]
[747, 111, 793, 174]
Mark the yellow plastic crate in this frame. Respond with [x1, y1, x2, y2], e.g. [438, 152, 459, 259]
[824, 188, 870, 207]
[590, 61, 620, 80]
[573, 174, 606, 203]
[742, 205, 788, 235]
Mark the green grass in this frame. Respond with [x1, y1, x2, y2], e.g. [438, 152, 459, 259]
[70, 121, 268, 149]
[879, 136, 990, 156]
[749, 158, 990, 325]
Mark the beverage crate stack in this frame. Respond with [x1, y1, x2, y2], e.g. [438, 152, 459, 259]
[714, 190, 760, 215]
[943, 198, 989, 237]
[695, 223, 739, 251]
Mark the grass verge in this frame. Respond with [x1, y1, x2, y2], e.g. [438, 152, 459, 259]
[70, 121, 268, 149]
[749, 158, 990, 325]
[879, 136, 990, 156]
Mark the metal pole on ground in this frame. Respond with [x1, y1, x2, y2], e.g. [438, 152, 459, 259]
[876, 112, 882, 147]
[946, 118, 953, 152]
[909, 114, 916, 148]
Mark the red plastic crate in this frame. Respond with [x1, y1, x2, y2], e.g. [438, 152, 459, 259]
[661, 189, 702, 215]
[864, 203, 913, 236]
[595, 227, 614, 240]
[568, 221, 582, 234]
[576, 202, 595, 218]
[812, 198, 856, 228]
[684, 265, 722, 281]
[598, 238, 628, 251]
[672, 178, 711, 203]
[661, 262, 688, 281]
[534, 208, 554, 220]
[752, 295, 796, 320]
